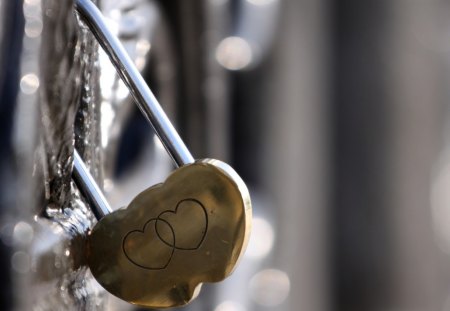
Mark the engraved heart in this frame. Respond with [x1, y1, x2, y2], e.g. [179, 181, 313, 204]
[156, 199, 207, 250]
[87, 160, 252, 308]
[123, 218, 175, 270]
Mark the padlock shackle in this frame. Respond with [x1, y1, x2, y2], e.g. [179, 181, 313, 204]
[75, 0, 195, 168]
[72, 0, 195, 220]
[73, 150, 112, 219]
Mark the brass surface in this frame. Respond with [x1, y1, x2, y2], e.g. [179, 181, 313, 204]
[87, 159, 252, 308]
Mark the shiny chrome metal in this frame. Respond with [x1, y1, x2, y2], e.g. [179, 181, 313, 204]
[73, 150, 112, 219]
[75, 0, 194, 167]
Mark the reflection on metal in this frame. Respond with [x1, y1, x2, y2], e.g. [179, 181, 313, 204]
[88, 160, 252, 308]
[97, 0, 176, 217]
[73, 0, 193, 219]
[18, 0, 108, 309]
[75, 0, 194, 167]
[73, 150, 112, 220]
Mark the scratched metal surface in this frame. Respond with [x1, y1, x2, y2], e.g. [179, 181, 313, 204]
[15, 0, 171, 310]
[13, 0, 106, 310]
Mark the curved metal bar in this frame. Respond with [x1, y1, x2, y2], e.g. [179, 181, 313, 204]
[75, 0, 194, 167]
[72, 0, 197, 219]
[73, 150, 112, 219]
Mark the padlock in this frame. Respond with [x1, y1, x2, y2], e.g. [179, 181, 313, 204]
[72, 0, 252, 308]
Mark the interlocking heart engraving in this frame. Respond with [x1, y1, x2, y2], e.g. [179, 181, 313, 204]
[87, 160, 252, 308]
[122, 198, 208, 269]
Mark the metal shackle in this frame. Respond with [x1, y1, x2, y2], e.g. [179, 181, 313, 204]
[72, 0, 195, 219]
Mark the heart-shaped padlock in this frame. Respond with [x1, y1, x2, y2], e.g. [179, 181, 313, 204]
[73, 0, 252, 308]
[88, 159, 251, 308]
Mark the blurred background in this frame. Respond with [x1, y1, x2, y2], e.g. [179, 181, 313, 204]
[2, 0, 450, 310]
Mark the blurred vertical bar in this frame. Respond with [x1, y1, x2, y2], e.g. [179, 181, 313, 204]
[0, 1, 23, 310]
[261, 0, 331, 310]
[333, 0, 449, 310]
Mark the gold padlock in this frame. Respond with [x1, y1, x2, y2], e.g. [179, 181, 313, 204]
[88, 160, 251, 308]
[73, 0, 252, 308]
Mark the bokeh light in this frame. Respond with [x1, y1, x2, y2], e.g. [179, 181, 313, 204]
[216, 37, 253, 71]
[249, 269, 290, 307]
